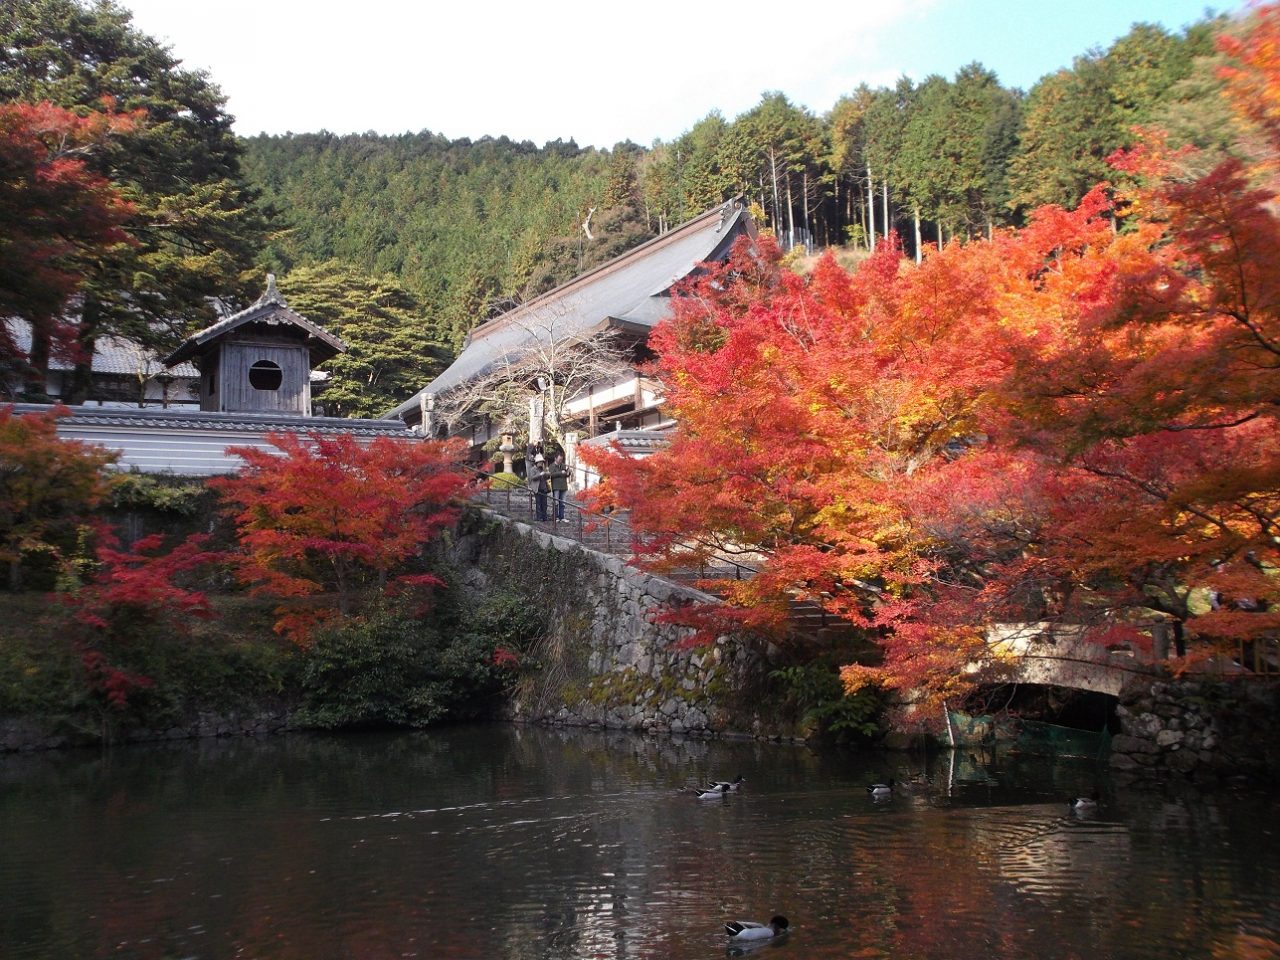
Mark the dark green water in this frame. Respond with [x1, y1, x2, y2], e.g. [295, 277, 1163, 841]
[1, 724, 1277, 960]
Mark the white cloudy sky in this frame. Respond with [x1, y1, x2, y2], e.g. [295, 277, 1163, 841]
[118, 0, 1232, 148]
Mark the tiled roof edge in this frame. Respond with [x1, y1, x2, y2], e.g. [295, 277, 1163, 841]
[9, 403, 410, 436]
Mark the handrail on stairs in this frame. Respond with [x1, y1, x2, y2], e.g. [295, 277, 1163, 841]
[463, 467, 757, 582]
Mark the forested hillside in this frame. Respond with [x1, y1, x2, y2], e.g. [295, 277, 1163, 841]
[242, 134, 653, 352]
[243, 14, 1228, 372]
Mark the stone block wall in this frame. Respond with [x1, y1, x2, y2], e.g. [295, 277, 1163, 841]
[450, 508, 803, 740]
[1112, 676, 1280, 782]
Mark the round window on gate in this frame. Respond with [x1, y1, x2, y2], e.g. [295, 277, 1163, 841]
[248, 359, 283, 391]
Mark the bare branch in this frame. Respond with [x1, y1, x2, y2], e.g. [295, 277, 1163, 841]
[433, 299, 633, 445]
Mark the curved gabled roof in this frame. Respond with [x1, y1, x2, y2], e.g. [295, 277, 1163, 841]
[384, 200, 754, 422]
[162, 275, 346, 367]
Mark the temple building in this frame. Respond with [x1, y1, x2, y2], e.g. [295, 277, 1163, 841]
[385, 200, 756, 482]
[9, 277, 409, 475]
[162, 274, 344, 417]
[3, 318, 200, 410]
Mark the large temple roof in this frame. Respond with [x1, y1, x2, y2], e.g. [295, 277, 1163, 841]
[384, 200, 754, 423]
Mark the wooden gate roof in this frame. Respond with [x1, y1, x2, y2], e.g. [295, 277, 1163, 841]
[163, 275, 346, 367]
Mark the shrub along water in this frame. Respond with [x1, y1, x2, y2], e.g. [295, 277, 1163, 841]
[294, 591, 542, 730]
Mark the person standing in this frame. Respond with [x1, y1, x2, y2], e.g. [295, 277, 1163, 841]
[548, 454, 569, 521]
[527, 453, 550, 521]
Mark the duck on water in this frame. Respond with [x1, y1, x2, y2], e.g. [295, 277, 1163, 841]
[726, 915, 789, 942]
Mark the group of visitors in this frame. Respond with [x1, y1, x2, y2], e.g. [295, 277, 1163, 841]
[525, 445, 569, 522]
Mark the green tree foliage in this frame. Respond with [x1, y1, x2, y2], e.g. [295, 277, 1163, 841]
[0, 0, 268, 399]
[1150, 15, 1239, 161]
[863, 78, 916, 241]
[294, 597, 510, 729]
[952, 63, 1022, 234]
[899, 74, 954, 233]
[897, 66, 1022, 243]
[642, 113, 733, 231]
[1007, 23, 1204, 212]
[723, 93, 825, 245]
[278, 262, 450, 418]
[826, 85, 876, 245]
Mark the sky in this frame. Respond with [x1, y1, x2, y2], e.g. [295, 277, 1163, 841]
[118, 0, 1236, 149]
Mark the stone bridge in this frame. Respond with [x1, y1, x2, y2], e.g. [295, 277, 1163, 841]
[981, 622, 1160, 698]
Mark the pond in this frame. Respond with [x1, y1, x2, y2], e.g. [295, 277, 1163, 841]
[1, 724, 1277, 959]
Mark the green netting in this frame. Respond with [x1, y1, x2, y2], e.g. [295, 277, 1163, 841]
[947, 710, 1111, 760]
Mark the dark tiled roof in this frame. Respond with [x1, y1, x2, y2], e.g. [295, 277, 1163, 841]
[163, 276, 346, 367]
[4, 319, 199, 378]
[579, 428, 672, 454]
[384, 200, 754, 422]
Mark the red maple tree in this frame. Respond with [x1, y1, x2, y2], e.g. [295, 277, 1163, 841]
[582, 7, 1280, 722]
[67, 531, 217, 709]
[0, 100, 138, 390]
[211, 432, 470, 643]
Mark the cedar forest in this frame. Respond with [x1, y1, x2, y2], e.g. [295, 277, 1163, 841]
[0, 0, 1277, 730]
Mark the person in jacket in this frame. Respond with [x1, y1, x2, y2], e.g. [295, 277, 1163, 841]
[527, 453, 550, 521]
[548, 454, 569, 521]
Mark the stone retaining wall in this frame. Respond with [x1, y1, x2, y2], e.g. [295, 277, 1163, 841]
[1111, 676, 1280, 781]
[450, 508, 804, 740]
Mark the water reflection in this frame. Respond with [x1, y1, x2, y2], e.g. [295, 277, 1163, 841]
[1, 725, 1277, 959]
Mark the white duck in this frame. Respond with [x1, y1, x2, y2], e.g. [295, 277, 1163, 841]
[707, 774, 746, 793]
[693, 782, 730, 800]
[867, 777, 896, 798]
[725, 915, 789, 942]
[1068, 790, 1100, 811]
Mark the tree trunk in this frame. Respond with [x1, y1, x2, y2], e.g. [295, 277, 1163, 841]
[859, 185, 868, 249]
[867, 164, 876, 252]
[882, 179, 889, 240]
[768, 148, 782, 235]
[801, 169, 811, 244]
[914, 208, 923, 264]
[335, 559, 350, 615]
[833, 175, 841, 240]
[785, 175, 796, 250]
[24, 317, 51, 399]
[67, 297, 102, 405]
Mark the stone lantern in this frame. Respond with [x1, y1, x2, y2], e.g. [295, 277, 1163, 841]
[499, 429, 516, 474]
